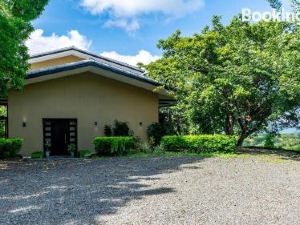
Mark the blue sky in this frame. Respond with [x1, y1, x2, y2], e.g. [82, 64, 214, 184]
[28, 0, 275, 65]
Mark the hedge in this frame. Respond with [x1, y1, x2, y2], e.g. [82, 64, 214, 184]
[0, 138, 23, 159]
[31, 151, 43, 159]
[161, 135, 237, 153]
[79, 149, 92, 158]
[94, 137, 134, 156]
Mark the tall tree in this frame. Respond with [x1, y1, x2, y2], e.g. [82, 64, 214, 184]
[0, 0, 49, 97]
[267, 0, 300, 10]
[147, 16, 300, 145]
[267, 0, 282, 9]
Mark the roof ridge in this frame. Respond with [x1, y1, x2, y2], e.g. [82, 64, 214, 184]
[27, 59, 159, 86]
[30, 47, 145, 73]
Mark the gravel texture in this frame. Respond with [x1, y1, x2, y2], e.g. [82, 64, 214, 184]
[0, 155, 300, 225]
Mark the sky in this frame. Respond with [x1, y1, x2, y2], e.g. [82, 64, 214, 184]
[27, 0, 281, 65]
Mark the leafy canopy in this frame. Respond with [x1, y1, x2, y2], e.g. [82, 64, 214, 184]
[267, 0, 300, 10]
[0, 0, 49, 97]
[147, 16, 300, 145]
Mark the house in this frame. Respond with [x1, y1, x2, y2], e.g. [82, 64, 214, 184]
[5, 47, 172, 156]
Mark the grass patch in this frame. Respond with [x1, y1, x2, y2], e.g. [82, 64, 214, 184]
[126, 150, 240, 159]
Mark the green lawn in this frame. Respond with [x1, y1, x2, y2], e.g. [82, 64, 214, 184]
[126, 150, 240, 159]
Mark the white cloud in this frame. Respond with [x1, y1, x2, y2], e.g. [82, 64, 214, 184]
[101, 50, 160, 66]
[105, 19, 140, 32]
[26, 29, 92, 55]
[81, 0, 204, 31]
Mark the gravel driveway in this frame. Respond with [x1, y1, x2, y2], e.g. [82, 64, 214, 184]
[0, 155, 300, 225]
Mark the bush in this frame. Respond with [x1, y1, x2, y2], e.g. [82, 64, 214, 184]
[104, 125, 112, 136]
[147, 123, 166, 146]
[161, 135, 237, 153]
[113, 120, 130, 136]
[137, 141, 153, 153]
[79, 149, 92, 158]
[0, 138, 23, 159]
[0, 121, 5, 138]
[31, 151, 43, 159]
[264, 134, 275, 149]
[94, 137, 134, 156]
[68, 144, 76, 153]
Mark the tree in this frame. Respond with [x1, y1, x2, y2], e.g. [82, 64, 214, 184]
[147, 16, 300, 145]
[267, 0, 300, 10]
[267, 0, 282, 10]
[0, 0, 49, 97]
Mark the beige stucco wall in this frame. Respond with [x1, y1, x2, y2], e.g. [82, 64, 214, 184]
[8, 73, 159, 156]
[30, 56, 83, 70]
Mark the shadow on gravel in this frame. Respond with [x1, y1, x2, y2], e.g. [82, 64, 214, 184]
[0, 157, 204, 224]
[239, 147, 300, 161]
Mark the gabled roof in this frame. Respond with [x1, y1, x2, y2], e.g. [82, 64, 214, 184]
[29, 47, 145, 75]
[27, 59, 160, 87]
[27, 47, 173, 100]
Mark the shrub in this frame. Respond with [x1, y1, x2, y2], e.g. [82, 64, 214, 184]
[264, 134, 275, 149]
[0, 121, 5, 138]
[68, 144, 76, 153]
[137, 141, 153, 153]
[104, 125, 112, 136]
[161, 135, 237, 153]
[147, 123, 166, 146]
[112, 120, 130, 136]
[31, 151, 43, 159]
[79, 149, 92, 158]
[94, 137, 134, 156]
[0, 138, 23, 159]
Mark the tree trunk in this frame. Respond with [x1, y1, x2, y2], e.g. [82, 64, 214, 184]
[237, 118, 249, 147]
[225, 114, 235, 135]
[237, 134, 247, 146]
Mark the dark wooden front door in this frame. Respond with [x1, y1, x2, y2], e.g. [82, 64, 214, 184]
[43, 119, 77, 156]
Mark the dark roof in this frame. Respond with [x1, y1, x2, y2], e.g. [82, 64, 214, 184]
[27, 59, 160, 87]
[30, 47, 145, 75]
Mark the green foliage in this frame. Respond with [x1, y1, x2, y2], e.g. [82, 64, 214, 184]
[0, 0, 48, 97]
[147, 16, 300, 146]
[67, 144, 76, 153]
[104, 121, 132, 137]
[128, 148, 239, 159]
[0, 106, 6, 137]
[267, 0, 282, 9]
[0, 138, 23, 159]
[31, 151, 43, 159]
[79, 149, 92, 158]
[264, 134, 275, 148]
[266, 0, 300, 11]
[94, 137, 134, 156]
[112, 120, 131, 136]
[136, 141, 154, 153]
[244, 133, 300, 151]
[147, 123, 167, 146]
[104, 125, 112, 136]
[161, 135, 237, 153]
[0, 122, 4, 137]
